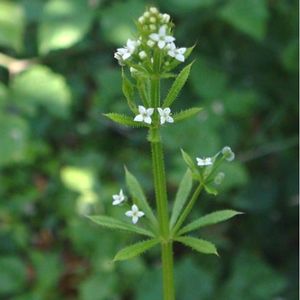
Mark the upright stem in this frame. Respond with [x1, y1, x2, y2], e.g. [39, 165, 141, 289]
[150, 77, 175, 300]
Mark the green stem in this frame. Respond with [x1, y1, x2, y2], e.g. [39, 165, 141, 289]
[150, 77, 175, 300]
[172, 183, 203, 235]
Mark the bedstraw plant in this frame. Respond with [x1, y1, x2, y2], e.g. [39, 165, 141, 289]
[88, 7, 242, 300]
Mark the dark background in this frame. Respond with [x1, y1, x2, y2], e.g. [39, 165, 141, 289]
[0, 0, 298, 299]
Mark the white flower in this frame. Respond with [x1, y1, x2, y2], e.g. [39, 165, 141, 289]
[139, 51, 147, 59]
[114, 39, 140, 64]
[112, 189, 125, 205]
[149, 25, 175, 49]
[167, 43, 186, 62]
[157, 107, 174, 124]
[125, 204, 145, 224]
[134, 105, 154, 124]
[221, 146, 235, 161]
[196, 157, 213, 167]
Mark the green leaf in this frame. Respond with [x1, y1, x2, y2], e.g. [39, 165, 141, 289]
[125, 168, 157, 226]
[163, 62, 193, 108]
[219, 0, 269, 41]
[173, 107, 202, 122]
[88, 215, 154, 237]
[179, 210, 243, 235]
[136, 77, 150, 107]
[204, 184, 218, 196]
[122, 71, 137, 113]
[38, 0, 94, 54]
[170, 170, 193, 229]
[104, 113, 148, 127]
[0, 1, 24, 52]
[0, 114, 29, 167]
[181, 149, 199, 176]
[175, 236, 218, 256]
[114, 238, 159, 261]
[11, 65, 71, 118]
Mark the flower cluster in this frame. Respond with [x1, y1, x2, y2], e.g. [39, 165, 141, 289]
[134, 105, 174, 125]
[112, 189, 145, 224]
[114, 7, 188, 69]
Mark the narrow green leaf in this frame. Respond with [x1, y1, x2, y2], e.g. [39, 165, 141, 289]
[170, 169, 193, 229]
[179, 210, 243, 235]
[136, 77, 149, 107]
[204, 184, 218, 196]
[175, 236, 218, 256]
[163, 62, 194, 108]
[122, 71, 137, 113]
[125, 168, 157, 227]
[173, 107, 202, 122]
[181, 149, 199, 177]
[88, 215, 154, 237]
[104, 113, 148, 127]
[114, 238, 159, 261]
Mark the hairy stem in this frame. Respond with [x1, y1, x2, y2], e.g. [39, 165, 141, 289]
[150, 77, 175, 300]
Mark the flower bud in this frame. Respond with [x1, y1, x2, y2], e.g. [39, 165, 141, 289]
[222, 146, 235, 161]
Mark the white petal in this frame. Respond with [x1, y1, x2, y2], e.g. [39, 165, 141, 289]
[123, 52, 131, 60]
[131, 204, 138, 212]
[160, 116, 166, 125]
[125, 211, 133, 217]
[138, 105, 146, 113]
[157, 107, 164, 115]
[137, 211, 145, 217]
[134, 114, 143, 122]
[146, 108, 154, 115]
[112, 200, 120, 205]
[167, 50, 175, 57]
[166, 116, 174, 123]
[132, 216, 139, 224]
[164, 107, 171, 114]
[165, 36, 175, 43]
[178, 47, 186, 54]
[158, 40, 165, 49]
[144, 116, 152, 124]
[175, 54, 185, 62]
[150, 33, 159, 41]
[159, 25, 167, 35]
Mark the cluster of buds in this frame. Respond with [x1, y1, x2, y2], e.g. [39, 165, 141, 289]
[114, 7, 187, 70]
[112, 189, 145, 224]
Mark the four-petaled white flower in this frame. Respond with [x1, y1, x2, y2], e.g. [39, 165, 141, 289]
[149, 25, 175, 49]
[134, 105, 154, 124]
[157, 107, 174, 124]
[167, 43, 186, 62]
[114, 39, 140, 64]
[125, 204, 145, 224]
[196, 157, 213, 167]
[112, 189, 125, 206]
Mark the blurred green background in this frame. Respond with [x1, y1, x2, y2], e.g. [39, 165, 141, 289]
[0, 0, 298, 299]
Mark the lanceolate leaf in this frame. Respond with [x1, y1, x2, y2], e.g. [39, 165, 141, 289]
[88, 215, 154, 237]
[114, 238, 159, 261]
[179, 210, 243, 235]
[170, 169, 193, 229]
[175, 236, 218, 256]
[173, 107, 202, 123]
[181, 149, 199, 176]
[204, 184, 218, 196]
[136, 77, 150, 107]
[125, 168, 157, 227]
[163, 62, 194, 108]
[104, 113, 148, 127]
[122, 71, 137, 113]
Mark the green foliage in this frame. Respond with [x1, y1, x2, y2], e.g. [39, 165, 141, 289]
[114, 239, 159, 261]
[170, 170, 193, 228]
[173, 107, 202, 122]
[105, 113, 147, 127]
[88, 215, 154, 237]
[175, 236, 218, 256]
[38, 0, 94, 54]
[125, 168, 158, 226]
[178, 210, 242, 235]
[0, 1, 24, 52]
[0, 0, 297, 299]
[122, 71, 137, 112]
